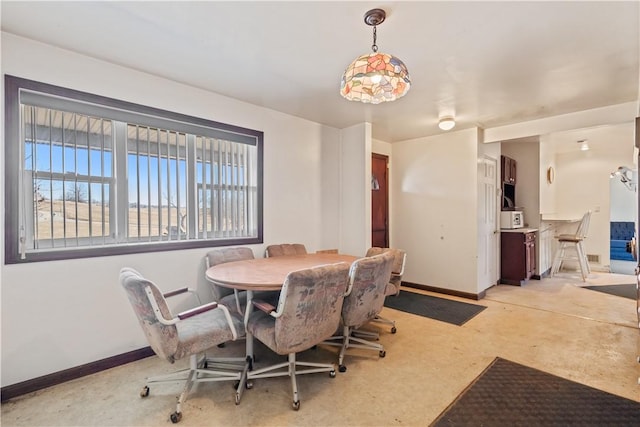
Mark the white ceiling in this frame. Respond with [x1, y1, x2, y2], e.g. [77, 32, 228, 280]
[1, 1, 639, 142]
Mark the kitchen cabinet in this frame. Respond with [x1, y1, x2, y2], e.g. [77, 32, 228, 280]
[501, 155, 517, 184]
[500, 230, 536, 285]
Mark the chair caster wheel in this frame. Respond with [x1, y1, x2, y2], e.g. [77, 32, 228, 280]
[170, 411, 182, 423]
[379, 350, 386, 358]
[330, 370, 336, 377]
[246, 381, 253, 389]
[293, 400, 300, 410]
[338, 365, 347, 373]
[217, 342, 226, 348]
[140, 386, 149, 397]
[391, 327, 397, 334]
[235, 393, 241, 405]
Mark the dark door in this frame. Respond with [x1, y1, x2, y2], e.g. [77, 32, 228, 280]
[372, 153, 389, 248]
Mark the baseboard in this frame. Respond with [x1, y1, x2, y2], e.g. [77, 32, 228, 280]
[402, 281, 486, 301]
[1, 346, 154, 402]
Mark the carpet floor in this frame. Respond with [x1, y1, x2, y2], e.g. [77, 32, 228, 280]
[384, 290, 486, 326]
[431, 357, 640, 426]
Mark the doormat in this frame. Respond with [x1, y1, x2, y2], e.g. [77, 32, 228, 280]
[582, 283, 637, 300]
[383, 290, 486, 326]
[430, 357, 640, 426]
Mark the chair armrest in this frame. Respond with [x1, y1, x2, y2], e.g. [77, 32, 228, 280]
[177, 301, 219, 320]
[163, 287, 202, 305]
[252, 299, 276, 314]
[164, 287, 190, 298]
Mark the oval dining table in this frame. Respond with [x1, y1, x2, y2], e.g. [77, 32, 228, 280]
[205, 252, 359, 402]
[206, 253, 359, 326]
[206, 253, 358, 291]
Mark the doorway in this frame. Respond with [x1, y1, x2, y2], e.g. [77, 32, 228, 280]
[478, 155, 499, 289]
[372, 153, 389, 248]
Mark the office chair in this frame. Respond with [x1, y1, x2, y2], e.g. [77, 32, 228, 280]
[265, 243, 307, 257]
[551, 211, 592, 281]
[364, 247, 407, 334]
[205, 247, 256, 314]
[120, 268, 249, 423]
[245, 262, 351, 410]
[323, 252, 395, 372]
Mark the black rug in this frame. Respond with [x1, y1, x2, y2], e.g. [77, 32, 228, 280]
[582, 284, 637, 300]
[431, 357, 640, 426]
[384, 290, 486, 326]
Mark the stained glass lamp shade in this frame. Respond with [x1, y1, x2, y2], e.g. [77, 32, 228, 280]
[340, 53, 410, 104]
[340, 9, 411, 104]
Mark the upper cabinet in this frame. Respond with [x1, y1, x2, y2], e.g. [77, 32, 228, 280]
[501, 155, 517, 184]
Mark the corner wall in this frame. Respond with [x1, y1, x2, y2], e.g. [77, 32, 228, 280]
[392, 128, 480, 294]
[0, 33, 345, 387]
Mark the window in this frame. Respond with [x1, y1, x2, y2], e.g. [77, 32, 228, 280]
[4, 75, 263, 263]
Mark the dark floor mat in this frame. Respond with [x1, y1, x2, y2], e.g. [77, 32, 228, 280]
[383, 290, 486, 326]
[431, 357, 640, 426]
[582, 283, 637, 300]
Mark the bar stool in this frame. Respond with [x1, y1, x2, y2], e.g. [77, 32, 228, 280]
[551, 211, 592, 281]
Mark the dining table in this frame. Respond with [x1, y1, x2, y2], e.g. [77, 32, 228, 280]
[205, 252, 359, 403]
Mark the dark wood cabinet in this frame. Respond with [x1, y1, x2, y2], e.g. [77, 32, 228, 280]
[501, 231, 536, 285]
[501, 155, 517, 184]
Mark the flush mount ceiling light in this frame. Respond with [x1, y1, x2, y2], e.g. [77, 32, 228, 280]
[578, 139, 589, 151]
[340, 9, 411, 104]
[438, 117, 456, 131]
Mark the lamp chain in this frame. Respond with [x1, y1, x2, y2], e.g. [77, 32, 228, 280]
[371, 25, 378, 52]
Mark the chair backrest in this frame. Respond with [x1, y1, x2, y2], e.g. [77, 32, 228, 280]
[265, 243, 307, 257]
[365, 247, 406, 294]
[341, 252, 395, 328]
[205, 247, 255, 300]
[273, 262, 350, 354]
[119, 268, 178, 362]
[365, 247, 406, 276]
[576, 211, 592, 239]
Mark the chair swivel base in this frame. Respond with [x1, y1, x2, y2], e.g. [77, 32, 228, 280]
[244, 353, 336, 410]
[141, 354, 248, 423]
[324, 326, 386, 372]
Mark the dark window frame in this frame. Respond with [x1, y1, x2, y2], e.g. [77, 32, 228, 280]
[4, 75, 263, 264]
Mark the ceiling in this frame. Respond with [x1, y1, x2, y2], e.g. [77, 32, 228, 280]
[1, 1, 639, 142]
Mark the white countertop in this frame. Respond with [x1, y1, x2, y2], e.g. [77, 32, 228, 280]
[540, 215, 581, 222]
[500, 228, 538, 233]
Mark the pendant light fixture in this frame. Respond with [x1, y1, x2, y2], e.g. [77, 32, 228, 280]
[340, 9, 411, 104]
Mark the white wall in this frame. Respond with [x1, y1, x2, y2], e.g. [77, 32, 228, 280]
[392, 128, 479, 294]
[553, 129, 635, 267]
[610, 171, 637, 222]
[339, 123, 371, 257]
[0, 33, 351, 387]
[539, 134, 557, 215]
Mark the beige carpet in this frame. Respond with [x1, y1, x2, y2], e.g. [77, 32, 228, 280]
[2, 274, 638, 426]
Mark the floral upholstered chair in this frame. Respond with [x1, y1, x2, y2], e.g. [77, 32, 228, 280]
[245, 262, 350, 410]
[264, 243, 307, 257]
[205, 247, 279, 315]
[364, 247, 407, 334]
[323, 252, 395, 372]
[205, 247, 255, 314]
[119, 268, 248, 423]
